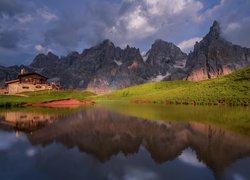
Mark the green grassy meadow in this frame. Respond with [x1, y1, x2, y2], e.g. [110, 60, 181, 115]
[0, 90, 96, 107]
[94, 67, 250, 106]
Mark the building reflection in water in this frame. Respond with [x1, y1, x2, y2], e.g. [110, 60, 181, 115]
[0, 111, 58, 132]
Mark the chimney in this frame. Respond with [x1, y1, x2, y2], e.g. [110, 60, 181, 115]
[21, 68, 25, 75]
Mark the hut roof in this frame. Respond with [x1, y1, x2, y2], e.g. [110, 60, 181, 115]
[5, 79, 19, 85]
[18, 72, 48, 80]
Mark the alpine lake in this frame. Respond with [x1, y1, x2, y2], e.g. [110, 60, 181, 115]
[0, 103, 250, 180]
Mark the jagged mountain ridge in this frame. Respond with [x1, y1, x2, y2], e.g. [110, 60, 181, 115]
[1, 21, 250, 92]
[30, 40, 151, 91]
[28, 39, 187, 92]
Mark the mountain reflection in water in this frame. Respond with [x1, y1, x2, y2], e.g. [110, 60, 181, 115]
[0, 106, 250, 180]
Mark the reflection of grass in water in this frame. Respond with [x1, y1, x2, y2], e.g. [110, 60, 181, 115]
[0, 105, 95, 116]
[100, 103, 250, 137]
[1, 102, 249, 138]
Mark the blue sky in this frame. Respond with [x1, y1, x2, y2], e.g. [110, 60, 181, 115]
[0, 0, 250, 66]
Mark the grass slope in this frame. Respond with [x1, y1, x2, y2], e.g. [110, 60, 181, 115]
[0, 90, 96, 107]
[94, 67, 250, 105]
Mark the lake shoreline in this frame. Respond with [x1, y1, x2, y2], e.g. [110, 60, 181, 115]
[29, 99, 95, 108]
[1, 98, 249, 108]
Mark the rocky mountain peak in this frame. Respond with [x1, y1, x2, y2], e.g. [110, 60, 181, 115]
[99, 39, 115, 48]
[30, 52, 59, 68]
[150, 39, 179, 53]
[91, 39, 116, 56]
[211, 20, 220, 32]
[125, 45, 131, 49]
[144, 39, 187, 79]
[206, 20, 221, 40]
[66, 51, 80, 58]
[153, 39, 171, 46]
[47, 51, 59, 59]
[185, 20, 250, 81]
[147, 39, 186, 58]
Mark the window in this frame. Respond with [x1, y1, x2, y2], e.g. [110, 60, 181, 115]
[22, 86, 29, 89]
[36, 85, 42, 89]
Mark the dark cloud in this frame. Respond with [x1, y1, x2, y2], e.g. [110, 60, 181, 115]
[0, 30, 22, 49]
[223, 18, 250, 48]
[0, 0, 250, 66]
[0, 0, 55, 65]
[0, 0, 25, 18]
[44, 15, 83, 49]
[43, 1, 119, 50]
[0, 0, 35, 51]
[42, 0, 204, 51]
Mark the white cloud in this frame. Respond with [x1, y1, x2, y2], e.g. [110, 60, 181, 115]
[119, 5, 157, 40]
[200, 0, 226, 20]
[37, 9, 58, 22]
[223, 18, 250, 47]
[107, 0, 204, 46]
[226, 22, 241, 33]
[233, 173, 247, 180]
[35, 44, 45, 53]
[35, 44, 54, 54]
[178, 148, 205, 168]
[26, 148, 37, 157]
[144, 0, 203, 17]
[17, 14, 33, 24]
[123, 167, 159, 180]
[177, 37, 202, 52]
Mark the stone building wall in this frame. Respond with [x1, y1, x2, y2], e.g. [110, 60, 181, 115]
[7, 83, 52, 94]
[0, 88, 8, 94]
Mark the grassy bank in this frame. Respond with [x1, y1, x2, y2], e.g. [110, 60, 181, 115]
[94, 67, 250, 106]
[0, 90, 96, 107]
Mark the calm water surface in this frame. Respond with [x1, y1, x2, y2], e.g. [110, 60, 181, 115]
[0, 104, 250, 180]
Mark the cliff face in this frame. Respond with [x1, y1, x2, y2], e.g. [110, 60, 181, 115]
[146, 40, 187, 69]
[185, 21, 250, 81]
[144, 39, 188, 81]
[84, 40, 149, 93]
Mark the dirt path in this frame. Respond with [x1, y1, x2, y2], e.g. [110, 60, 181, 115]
[31, 99, 95, 108]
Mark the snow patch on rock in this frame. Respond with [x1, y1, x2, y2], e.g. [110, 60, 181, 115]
[173, 64, 185, 68]
[142, 54, 149, 62]
[114, 60, 123, 66]
[174, 60, 186, 68]
[150, 73, 170, 82]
